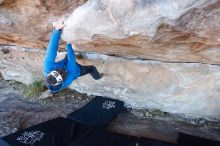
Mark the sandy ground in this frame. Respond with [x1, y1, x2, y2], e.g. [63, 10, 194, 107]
[0, 75, 219, 143]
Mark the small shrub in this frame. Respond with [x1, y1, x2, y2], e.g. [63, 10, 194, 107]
[23, 78, 45, 98]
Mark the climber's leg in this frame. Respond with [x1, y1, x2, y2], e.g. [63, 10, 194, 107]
[77, 63, 103, 80]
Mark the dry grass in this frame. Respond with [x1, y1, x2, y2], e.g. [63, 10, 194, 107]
[23, 78, 45, 98]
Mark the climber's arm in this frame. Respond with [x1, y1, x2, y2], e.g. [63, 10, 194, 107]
[65, 43, 78, 72]
[43, 18, 65, 75]
[60, 44, 79, 89]
[44, 29, 61, 75]
[61, 75, 76, 90]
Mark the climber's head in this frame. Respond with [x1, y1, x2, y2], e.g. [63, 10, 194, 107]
[46, 69, 67, 86]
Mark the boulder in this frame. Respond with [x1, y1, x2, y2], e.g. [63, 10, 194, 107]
[71, 53, 220, 120]
[0, 0, 220, 119]
[62, 0, 220, 64]
[1, 46, 220, 120]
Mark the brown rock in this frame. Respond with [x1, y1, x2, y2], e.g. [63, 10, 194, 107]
[0, 0, 220, 64]
[0, 0, 87, 48]
[62, 0, 220, 64]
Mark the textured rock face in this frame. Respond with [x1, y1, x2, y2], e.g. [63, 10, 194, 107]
[0, 45, 44, 84]
[0, 0, 86, 48]
[62, 0, 220, 64]
[72, 54, 220, 120]
[1, 46, 220, 120]
[1, 0, 220, 64]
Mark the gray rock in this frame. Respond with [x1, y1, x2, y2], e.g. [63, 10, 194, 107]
[197, 118, 206, 125]
[38, 90, 53, 100]
[1, 46, 220, 120]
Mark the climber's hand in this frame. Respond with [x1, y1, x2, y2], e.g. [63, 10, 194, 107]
[53, 17, 65, 30]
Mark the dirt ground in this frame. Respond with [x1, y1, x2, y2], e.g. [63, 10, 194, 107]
[0, 75, 219, 144]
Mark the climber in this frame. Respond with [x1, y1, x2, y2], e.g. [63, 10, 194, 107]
[43, 18, 103, 93]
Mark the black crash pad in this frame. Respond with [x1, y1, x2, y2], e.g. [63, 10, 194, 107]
[69, 128, 176, 146]
[67, 96, 124, 128]
[0, 117, 77, 146]
[177, 132, 220, 146]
